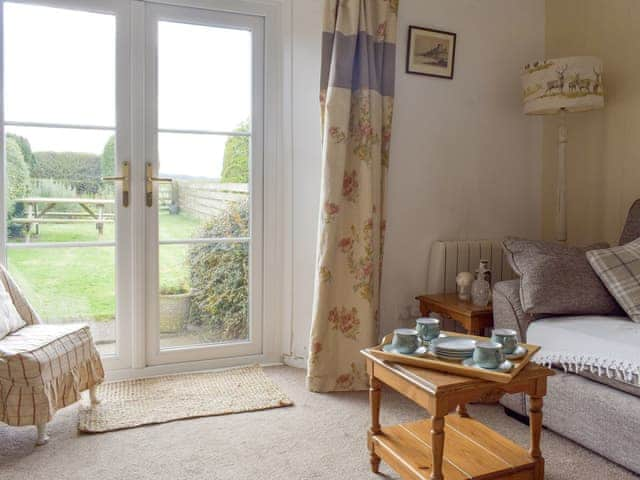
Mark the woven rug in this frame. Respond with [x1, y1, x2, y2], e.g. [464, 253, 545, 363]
[78, 365, 293, 433]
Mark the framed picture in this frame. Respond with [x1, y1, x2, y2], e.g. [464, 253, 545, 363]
[406, 26, 457, 79]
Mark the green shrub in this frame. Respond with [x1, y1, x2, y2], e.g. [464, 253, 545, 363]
[6, 136, 31, 238]
[188, 200, 249, 340]
[220, 120, 249, 183]
[7, 133, 36, 171]
[101, 135, 115, 177]
[30, 178, 76, 198]
[32, 151, 102, 195]
[159, 281, 190, 295]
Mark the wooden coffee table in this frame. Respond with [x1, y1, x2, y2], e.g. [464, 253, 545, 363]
[361, 349, 554, 480]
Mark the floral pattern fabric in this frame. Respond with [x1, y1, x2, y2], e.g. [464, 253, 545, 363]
[307, 0, 398, 392]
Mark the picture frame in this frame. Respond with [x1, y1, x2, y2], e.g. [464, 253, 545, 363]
[406, 26, 457, 79]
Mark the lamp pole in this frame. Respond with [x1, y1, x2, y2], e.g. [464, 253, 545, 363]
[556, 109, 568, 242]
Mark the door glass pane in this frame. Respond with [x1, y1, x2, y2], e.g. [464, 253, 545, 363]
[158, 132, 249, 241]
[155, 13, 256, 355]
[4, 3, 119, 359]
[5, 128, 115, 244]
[159, 242, 249, 350]
[4, 3, 115, 126]
[158, 21, 251, 132]
[7, 247, 116, 356]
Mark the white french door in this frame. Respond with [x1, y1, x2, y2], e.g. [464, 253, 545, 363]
[1, 0, 269, 372]
[143, 3, 264, 365]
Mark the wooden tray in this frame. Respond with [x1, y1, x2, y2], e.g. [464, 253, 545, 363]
[366, 331, 540, 384]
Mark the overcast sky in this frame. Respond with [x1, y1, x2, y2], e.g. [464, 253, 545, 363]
[4, 2, 252, 179]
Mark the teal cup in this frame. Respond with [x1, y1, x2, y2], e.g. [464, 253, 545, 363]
[491, 328, 518, 354]
[391, 328, 421, 354]
[415, 317, 440, 344]
[472, 341, 505, 369]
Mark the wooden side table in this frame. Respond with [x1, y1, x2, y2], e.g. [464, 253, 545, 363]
[416, 294, 493, 336]
[361, 349, 554, 480]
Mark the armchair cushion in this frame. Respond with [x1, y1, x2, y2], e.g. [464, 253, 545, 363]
[502, 239, 621, 316]
[587, 238, 640, 322]
[0, 323, 104, 426]
[0, 265, 41, 326]
[0, 287, 25, 339]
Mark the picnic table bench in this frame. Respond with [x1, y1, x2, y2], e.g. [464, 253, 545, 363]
[12, 197, 115, 241]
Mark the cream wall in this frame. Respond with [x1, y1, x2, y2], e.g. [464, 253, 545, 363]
[543, 0, 640, 245]
[286, 0, 545, 362]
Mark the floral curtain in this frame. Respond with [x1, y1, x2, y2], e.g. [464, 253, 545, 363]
[306, 0, 399, 392]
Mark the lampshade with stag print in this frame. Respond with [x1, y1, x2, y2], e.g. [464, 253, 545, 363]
[521, 56, 604, 115]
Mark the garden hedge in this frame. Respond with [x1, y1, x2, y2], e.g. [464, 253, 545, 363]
[32, 151, 102, 194]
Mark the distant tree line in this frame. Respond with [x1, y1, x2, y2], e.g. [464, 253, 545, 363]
[220, 119, 249, 183]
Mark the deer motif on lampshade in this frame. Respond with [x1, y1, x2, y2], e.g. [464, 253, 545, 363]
[521, 56, 604, 115]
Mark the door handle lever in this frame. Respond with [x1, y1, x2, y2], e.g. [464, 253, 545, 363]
[102, 161, 130, 207]
[145, 162, 172, 207]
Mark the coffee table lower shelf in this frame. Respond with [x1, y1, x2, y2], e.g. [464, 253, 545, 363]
[370, 416, 536, 480]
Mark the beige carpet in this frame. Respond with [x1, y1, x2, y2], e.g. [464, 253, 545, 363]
[1, 366, 638, 480]
[79, 365, 293, 433]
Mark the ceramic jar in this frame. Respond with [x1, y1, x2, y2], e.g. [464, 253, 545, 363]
[471, 273, 491, 307]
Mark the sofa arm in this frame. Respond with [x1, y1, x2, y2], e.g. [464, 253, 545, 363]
[492, 280, 533, 341]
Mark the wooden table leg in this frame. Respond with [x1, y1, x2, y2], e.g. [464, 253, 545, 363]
[468, 318, 483, 336]
[430, 416, 445, 480]
[456, 403, 469, 418]
[33, 203, 39, 236]
[369, 376, 382, 473]
[529, 395, 544, 480]
[25, 202, 33, 243]
[96, 204, 104, 237]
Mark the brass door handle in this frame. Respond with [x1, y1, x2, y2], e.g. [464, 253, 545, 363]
[145, 162, 172, 207]
[102, 161, 130, 207]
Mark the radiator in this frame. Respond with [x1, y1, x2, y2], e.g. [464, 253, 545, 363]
[425, 239, 517, 332]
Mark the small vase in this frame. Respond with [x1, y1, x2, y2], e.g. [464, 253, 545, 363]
[476, 259, 492, 285]
[471, 277, 491, 307]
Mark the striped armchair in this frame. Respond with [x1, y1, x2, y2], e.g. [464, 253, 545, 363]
[0, 265, 104, 445]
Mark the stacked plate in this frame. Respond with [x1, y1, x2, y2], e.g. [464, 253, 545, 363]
[430, 337, 476, 361]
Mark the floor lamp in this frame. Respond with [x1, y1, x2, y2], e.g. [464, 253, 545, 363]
[521, 56, 605, 242]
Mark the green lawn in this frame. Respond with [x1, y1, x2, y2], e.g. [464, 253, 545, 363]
[7, 211, 201, 322]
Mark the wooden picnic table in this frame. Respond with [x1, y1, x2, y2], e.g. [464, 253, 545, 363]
[12, 197, 115, 241]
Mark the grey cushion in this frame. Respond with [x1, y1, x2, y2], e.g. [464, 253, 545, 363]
[587, 238, 640, 322]
[502, 239, 621, 316]
[619, 199, 640, 245]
